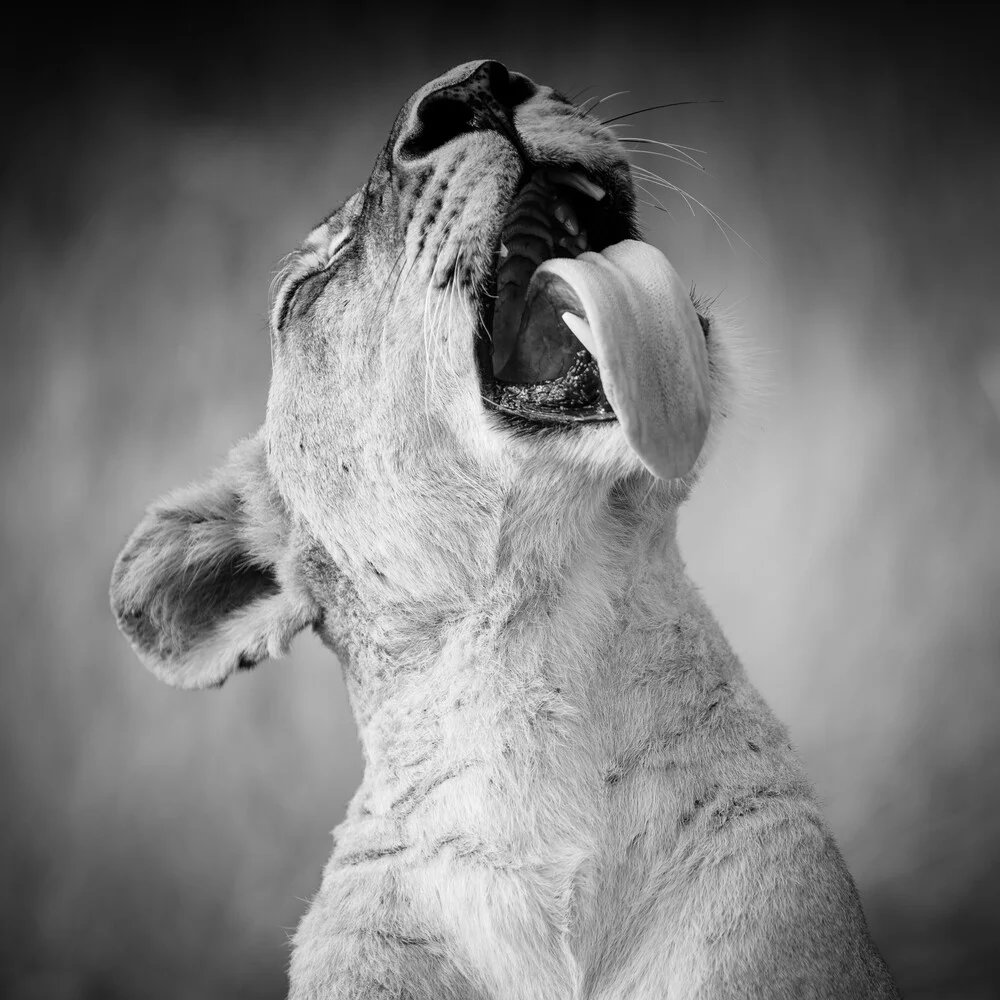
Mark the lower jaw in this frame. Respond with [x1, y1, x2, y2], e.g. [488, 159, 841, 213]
[480, 350, 617, 425]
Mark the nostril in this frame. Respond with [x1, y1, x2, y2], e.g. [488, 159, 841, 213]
[485, 60, 510, 98]
[506, 73, 537, 107]
[402, 94, 477, 160]
[398, 60, 538, 161]
[489, 63, 537, 111]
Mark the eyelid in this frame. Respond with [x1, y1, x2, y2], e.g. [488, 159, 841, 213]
[326, 226, 352, 258]
[273, 226, 353, 331]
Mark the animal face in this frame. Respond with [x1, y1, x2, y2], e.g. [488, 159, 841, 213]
[267, 59, 714, 592]
[111, 60, 725, 690]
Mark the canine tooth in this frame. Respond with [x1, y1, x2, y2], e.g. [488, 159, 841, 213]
[554, 202, 579, 236]
[561, 312, 596, 354]
[499, 242, 509, 260]
[547, 169, 606, 201]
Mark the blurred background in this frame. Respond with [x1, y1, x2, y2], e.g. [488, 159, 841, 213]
[2, 6, 997, 998]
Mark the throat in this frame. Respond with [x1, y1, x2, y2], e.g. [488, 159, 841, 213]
[328, 480, 686, 772]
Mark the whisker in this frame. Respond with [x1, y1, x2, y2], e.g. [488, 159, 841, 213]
[640, 475, 659, 507]
[634, 181, 676, 221]
[446, 276, 462, 377]
[629, 164, 759, 257]
[421, 252, 441, 424]
[632, 167, 734, 244]
[582, 89, 630, 115]
[268, 251, 299, 302]
[268, 313, 275, 370]
[636, 196, 673, 216]
[618, 137, 707, 170]
[600, 99, 722, 126]
[474, 273, 495, 350]
[567, 84, 596, 104]
[378, 248, 408, 371]
[631, 165, 697, 218]
[627, 147, 709, 174]
[267, 250, 303, 331]
[575, 91, 630, 137]
[376, 247, 406, 313]
[442, 276, 455, 377]
[636, 196, 658, 211]
[428, 270, 450, 391]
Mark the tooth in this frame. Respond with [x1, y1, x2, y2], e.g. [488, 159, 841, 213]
[499, 242, 509, 260]
[505, 219, 555, 246]
[547, 169, 606, 201]
[553, 202, 580, 236]
[514, 203, 556, 229]
[561, 312, 596, 354]
[517, 187, 553, 210]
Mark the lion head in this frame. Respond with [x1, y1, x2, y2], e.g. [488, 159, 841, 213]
[110, 60, 729, 691]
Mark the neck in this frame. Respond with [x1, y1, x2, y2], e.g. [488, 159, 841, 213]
[317, 472, 712, 766]
[311, 467, 743, 999]
[299, 467, 752, 999]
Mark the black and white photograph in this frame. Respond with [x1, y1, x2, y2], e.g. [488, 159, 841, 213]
[2, 7, 997, 999]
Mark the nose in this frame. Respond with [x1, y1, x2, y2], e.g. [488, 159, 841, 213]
[398, 60, 537, 160]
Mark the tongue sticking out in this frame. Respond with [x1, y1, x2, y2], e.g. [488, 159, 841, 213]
[525, 240, 711, 480]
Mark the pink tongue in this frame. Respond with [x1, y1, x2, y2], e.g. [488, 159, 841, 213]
[532, 240, 711, 480]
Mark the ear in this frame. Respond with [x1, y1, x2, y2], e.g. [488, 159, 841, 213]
[110, 432, 319, 689]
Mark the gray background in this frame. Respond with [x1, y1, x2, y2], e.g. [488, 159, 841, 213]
[2, 7, 997, 999]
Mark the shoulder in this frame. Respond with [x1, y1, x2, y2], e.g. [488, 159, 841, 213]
[662, 799, 900, 999]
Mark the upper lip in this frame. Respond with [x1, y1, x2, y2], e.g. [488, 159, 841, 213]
[542, 168, 607, 202]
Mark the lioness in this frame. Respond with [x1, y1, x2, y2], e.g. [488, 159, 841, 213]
[111, 61, 900, 999]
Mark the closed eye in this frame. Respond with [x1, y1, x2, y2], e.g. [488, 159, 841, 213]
[272, 226, 353, 333]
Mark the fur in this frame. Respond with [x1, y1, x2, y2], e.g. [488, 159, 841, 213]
[110, 60, 900, 998]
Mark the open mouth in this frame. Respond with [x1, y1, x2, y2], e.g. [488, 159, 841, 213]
[477, 167, 636, 425]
